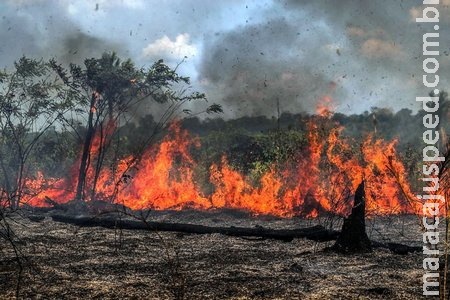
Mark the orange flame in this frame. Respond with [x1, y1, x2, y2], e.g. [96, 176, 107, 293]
[24, 108, 419, 218]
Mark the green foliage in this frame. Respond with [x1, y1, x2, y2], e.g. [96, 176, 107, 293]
[48, 52, 222, 202]
[1, 51, 447, 207]
[194, 126, 307, 187]
[206, 104, 223, 114]
[0, 56, 73, 206]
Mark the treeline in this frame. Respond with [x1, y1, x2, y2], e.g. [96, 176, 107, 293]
[1, 52, 448, 207]
[37, 96, 450, 182]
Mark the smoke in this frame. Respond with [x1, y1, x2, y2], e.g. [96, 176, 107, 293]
[2, 0, 449, 117]
[199, 18, 338, 117]
[57, 31, 123, 65]
[0, 2, 123, 68]
[198, 0, 450, 117]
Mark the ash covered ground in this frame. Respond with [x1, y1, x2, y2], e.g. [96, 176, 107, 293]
[0, 210, 423, 299]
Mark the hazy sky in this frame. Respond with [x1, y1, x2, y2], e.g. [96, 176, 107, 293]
[1, 0, 449, 117]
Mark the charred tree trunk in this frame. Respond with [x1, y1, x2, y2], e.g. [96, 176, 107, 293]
[75, 93, 97, 202]
[90, 121, 105, 201]
[14, 158, 25, 209]
[47, 211, 421, 253]
[50, 214, 339, 242]
[333, 180, 372, 253]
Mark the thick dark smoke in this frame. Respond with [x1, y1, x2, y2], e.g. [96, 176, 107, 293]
[0, 2, 123, 68]
[199, 0, 450, 117]
[58, 31, 123, 65]
[2, 0, 449, 117]
[199, 18, 335, 117]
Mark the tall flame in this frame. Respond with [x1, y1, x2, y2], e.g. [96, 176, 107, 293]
[24, 112, 419, 217]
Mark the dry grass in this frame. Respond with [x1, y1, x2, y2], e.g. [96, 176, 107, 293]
[0, 210, 423, 299]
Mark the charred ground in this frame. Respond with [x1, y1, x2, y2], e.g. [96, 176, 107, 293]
[1, 210, 423, 299]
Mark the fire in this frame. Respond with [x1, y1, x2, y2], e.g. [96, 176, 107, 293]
[23, 111, 419, 218]
[119, 124, 210, 210]
[210, 158, 291, 216]
[25, 172, 73, 207]
[316, 96, 334, 117]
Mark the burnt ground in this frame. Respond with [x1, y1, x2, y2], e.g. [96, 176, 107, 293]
[0, 210, 424, 299]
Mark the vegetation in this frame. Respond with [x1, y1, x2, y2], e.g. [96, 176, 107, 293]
[1, 52, 449, 299]
[0, 53, 223, 207]
[2, 67, 450, 205]
[0, 57, 73, 208]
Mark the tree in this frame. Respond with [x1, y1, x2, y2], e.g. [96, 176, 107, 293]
[0, 57, 72, 208]
[50, 52, 222, 203]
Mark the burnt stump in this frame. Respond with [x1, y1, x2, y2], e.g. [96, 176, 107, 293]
[333, 180, 372, 253]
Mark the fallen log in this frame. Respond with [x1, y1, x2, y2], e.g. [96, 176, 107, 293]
[50, 214, 339, 242]
[50, 214, 422, 253]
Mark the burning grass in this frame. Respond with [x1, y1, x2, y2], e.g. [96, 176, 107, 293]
[1, 102, 428, 299]
[24, 117, 420, 219]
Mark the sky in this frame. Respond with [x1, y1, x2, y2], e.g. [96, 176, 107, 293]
[1, 0, 449, 118]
